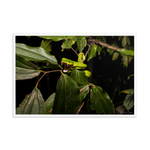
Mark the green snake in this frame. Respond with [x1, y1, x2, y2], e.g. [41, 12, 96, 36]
[61, 53, 91, 77]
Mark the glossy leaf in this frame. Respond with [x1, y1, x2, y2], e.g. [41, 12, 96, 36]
[16, 67, 40, 80]
[87, 44, 98, 61]
[123, 91, 134, 110]
[52, 74, 81, 114]
[16, 55, 40, 80]
[16, 55, 36, 69]
[45, 93, 56, 113]
[77, 36, 87, 52]
[118, 49, 134, 56]
[112, 52, 119, 61]
[16, 88, 46, 114]
[79, 85, 89, 102]
[16, 43, 58, 64]
[38, 36, 66, 41]
[97, 46, 102, 55]
[70, 68, 88, 86]
[90, 85, 115, 114]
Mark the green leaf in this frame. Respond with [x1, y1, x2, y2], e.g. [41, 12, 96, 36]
[90, 85, 115, 114]
[16, 67, 40, 80]
[121, 55, 128, 68]
[61, 37, 77, 51]
[16, 55, 36, 69]
[121, 54, 133, 68]
[16, 88, 46, 114]
[38, 36, 66, 41]
[16, 55, 40, 80]
[127, 36, 130, 45]
[52, 74, 81, 114]
[45, 93, 56, 113]
[129, 55, 133, 62]
[123, 91, 134, 110]
[118, 49, 134, 56]
[122, 36, 130, 46]
[77, 36, 87, 52]
[97, 46, 102, 55]
[61, 40, 72, 49]
[70, 68, 88, 86]
[107, 48, 114, 56]
[70, 36, 77, 45]
[122, 36, 127, 47]
[87, 44, 98, 61]
[40, 39, 52, 52]
[120, 89, 134, 94]
[67, 36, 75, 39]
[16, 43, 58, 64]
[112, 52, 119, 61]
[79, 85, 89, 102]
[127, 74, 134, 80]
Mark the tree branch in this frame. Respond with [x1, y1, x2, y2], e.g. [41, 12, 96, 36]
[85, 43, 93, 58]
[88, 38, 122, 51]
[36, 70, 62, 87]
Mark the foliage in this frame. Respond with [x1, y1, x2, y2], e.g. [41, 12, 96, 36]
[16, 36, 134, 115]
[16, 87, 46, 114]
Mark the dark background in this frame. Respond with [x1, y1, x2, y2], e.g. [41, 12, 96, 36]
[16, 36, 134, 114]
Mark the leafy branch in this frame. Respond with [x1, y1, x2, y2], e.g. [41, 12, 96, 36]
[65, 38, 78, 56]
[88, 38, 121, 51]
[87, 38, 134, 56]
[16, 36, 134, 115]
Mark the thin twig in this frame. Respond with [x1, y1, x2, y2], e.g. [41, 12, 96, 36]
[88, 39, 121, 51]
[71, 47, 78, 56]
[77, 101, 85, 114]
[85, 43, 92, 58]
[36, 70, 62, 87]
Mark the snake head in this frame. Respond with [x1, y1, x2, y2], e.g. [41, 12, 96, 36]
[61, 62, 73, 72]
